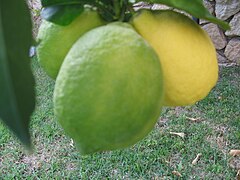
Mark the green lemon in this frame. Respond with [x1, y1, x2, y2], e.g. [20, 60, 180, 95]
[53, 22, 164, 154]
[36, 8, 105, 79]
[132, 10, 218, 106]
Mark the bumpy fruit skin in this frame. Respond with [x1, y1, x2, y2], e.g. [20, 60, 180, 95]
[54, 22, 164, 154]
[36, 8, 105, 79]
[132, 10, 218, 106]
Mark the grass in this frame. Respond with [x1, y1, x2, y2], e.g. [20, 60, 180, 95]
[0, 58, 239, 179]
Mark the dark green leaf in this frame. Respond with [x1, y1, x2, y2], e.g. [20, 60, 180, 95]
[41, 0, 81, 7]
[0, 1, 35, 148]
[41, 4, 84, 25]
[138, 0, 230, 30]
[41, 0, 95, 7]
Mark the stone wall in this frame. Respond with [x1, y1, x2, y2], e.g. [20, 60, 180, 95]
[201, 0, 240, 65]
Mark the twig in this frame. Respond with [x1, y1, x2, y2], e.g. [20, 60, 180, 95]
[186, 116, 202, 122]
[70, 139, 74, 147]
[219, 63, 238, 67]
[237, 169, 240, 180]
[172, 170, 182, 177]
[192, 153, 202, 165]
[170, 132, 185, 138]
[229, 150, 240, 157]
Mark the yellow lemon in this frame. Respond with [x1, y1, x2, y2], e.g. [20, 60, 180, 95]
[132, 10, 218, 106]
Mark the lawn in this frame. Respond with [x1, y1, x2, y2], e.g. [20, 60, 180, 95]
[0, 58, 239, 179]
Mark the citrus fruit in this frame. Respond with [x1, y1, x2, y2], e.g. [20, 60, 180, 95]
[53, 22, 164, 154]
[36, 8, 105, 79]
[132, 10, 218, 106]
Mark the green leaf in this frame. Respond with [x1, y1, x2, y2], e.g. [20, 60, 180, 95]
[41, 4, 84, 26]
[40, 0, 119, 24]
[0, 1, 35, 148]
[138, 0, 230, 30]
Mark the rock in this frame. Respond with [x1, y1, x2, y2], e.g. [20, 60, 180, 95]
[215, 0, 240, 20]
[217, 53, 228, 63]
[200, 0, 215, 24]
[203, 0, 214, 14]
[225, 12, 240, 36]
[224, 38, 240, 63]
[202, 23, 227, 50]
[133, 2, 152, 11]
[199, 19, 209, 25]
[151, 4, 170, 10]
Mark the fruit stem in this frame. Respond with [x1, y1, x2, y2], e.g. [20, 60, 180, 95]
[113, 0, 121, 19]
[93, 1, 116, 22]
[119, 0, 128, 22]
[93, 0, 135, 22]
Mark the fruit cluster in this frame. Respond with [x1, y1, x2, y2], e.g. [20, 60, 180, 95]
[37, 7, 218, 154]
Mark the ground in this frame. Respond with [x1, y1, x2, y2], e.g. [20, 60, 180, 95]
[0, 58, 239, 179]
